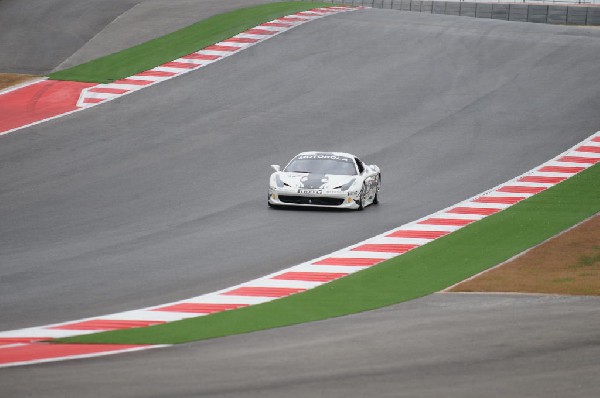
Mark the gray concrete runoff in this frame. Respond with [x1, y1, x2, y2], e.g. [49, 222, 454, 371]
[2, 294, 599, 398]
[322, 0, 600, 26]
[1, 7, 600, 396]
[0, 0, 281, 75]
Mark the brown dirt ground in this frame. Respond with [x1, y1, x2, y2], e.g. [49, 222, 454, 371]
[448, 215, 600, 296]
[0, 73, 40, 91]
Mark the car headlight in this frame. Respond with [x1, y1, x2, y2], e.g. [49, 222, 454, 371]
[274, 175, 291, 188]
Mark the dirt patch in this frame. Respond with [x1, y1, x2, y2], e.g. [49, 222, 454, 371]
[0, 73, 40, 91]
[448, 215, 600, 296]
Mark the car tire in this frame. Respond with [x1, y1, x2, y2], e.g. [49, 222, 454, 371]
[373, 174, 380, 205]
[357, 185, 365, 211]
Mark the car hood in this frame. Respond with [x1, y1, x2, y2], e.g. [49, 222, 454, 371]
[278, 172, 356, 189]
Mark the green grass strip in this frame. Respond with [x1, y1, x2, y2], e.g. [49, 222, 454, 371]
[49, 2, 333, 83]
[58, 163, 600, 345]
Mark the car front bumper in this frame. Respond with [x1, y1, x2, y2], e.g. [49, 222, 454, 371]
[268, 187, 360, 209]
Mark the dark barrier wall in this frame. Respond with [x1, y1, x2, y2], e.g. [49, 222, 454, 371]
[317, 0, 600, 26]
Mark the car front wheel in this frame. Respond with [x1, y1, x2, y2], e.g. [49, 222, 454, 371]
[373, 174, 380, 205]
[357, 185, 365, 211]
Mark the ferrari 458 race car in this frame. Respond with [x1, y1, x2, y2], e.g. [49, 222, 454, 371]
[268, 151, 381, 210]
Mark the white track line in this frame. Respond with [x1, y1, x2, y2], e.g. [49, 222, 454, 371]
[0, 345, 169, 369]
[0, 77, 48, 96]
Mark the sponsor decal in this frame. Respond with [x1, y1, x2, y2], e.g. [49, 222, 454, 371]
[298, 189, 323, 194]
[296, 154, 351, 162]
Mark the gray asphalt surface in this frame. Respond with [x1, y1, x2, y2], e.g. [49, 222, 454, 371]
[1, 6, 600, 396]
[2, 294, 599, 397]
[2, 8, 600, 330]
[0, 0, 278, 75]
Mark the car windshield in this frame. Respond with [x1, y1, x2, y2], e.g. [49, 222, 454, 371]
[284, 155, 357, 176]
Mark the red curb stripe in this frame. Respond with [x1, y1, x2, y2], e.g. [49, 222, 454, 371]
[261, 22, 292, 27]
[313, 257, 385, 266]
[473, 196, 526, 204]
[0, 80, 95, 133]
[223, 37, 259, 44]
[538, 165, 585, 174]
[204, 44, 242, 52]
[576, 145, 600, 153]
[418, 218, 476, 226]
[386, 230, 449, 239]
[113, 78, 154, 86]
[82, 97, 105, 104]
[592, 137, 600, 142]
[223, 287, 305, 297]
[558, 156, 600, 164]
[295, 12, 318, 16]
[309, 8, 336, 13]
[517, 176, 566, 184]
[352, 244, 418, 253]
[161, 62, 198, 70]
[153, 303, 248, 314]
[88, 87, 129, 94]
[448, 207, 501, 215]
[497, 185, 547, 194]
[243, 28, 277, 36]
[277, 17, 307, 22]
[0, 343, 148, 366]
[50, 319, 165, 331]
[182, 53, 221, 60]
[273, 272, 348, 282]
[136, 70, 177, 77]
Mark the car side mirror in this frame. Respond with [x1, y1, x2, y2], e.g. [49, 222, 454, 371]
[271, 164, 281, 172]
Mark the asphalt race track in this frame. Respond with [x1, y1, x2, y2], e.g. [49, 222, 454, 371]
[1, 3, 600, 396]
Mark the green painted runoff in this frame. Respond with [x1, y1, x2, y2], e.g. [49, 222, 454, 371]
[58, 163, 600, 345]
[49, 2, 334, 83]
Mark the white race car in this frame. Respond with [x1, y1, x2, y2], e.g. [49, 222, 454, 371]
[268, 151, 381, 210]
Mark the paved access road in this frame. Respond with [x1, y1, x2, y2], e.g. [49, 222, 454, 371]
[1, 6, 599, 396]
[2, 294, 599, 397]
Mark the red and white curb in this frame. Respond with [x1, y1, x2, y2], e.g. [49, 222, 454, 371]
[0, 6, 360, 137]
[76, 7, 360, 106]
[77, 7, 361, 107]
[1, 131, 598, 368]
